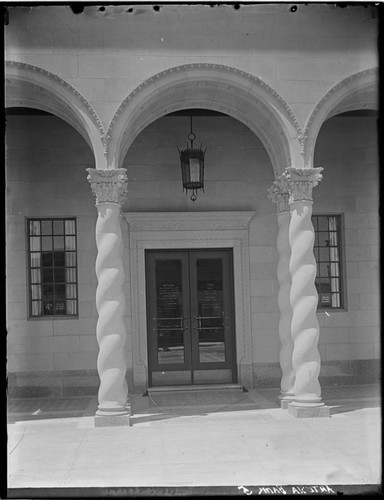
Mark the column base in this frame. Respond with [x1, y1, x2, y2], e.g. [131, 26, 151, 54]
[95, 414, 131, 427]
[281, 398, 294, 410]
[94, 403, 132, 427]
[279, 392, 295, 409]
[288, 401, 330, 418]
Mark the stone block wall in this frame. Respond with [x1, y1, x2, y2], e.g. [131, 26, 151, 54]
[314, 114, 379, 383]
[6, 114, 99, 396]
[123, 115, 272, 212]
[5, 4, 377, 130]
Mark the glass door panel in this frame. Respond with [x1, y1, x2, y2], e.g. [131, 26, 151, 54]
[195, 258, 226, 363]
[189, 251, 235, 380]
[146, 251, 192, 386]
[155, 259, 185, 365]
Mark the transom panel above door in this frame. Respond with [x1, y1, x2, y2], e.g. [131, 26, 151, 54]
[145, 249, 237, 386]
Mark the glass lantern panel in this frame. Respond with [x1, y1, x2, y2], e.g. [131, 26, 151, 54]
[189, 158, 201, 183]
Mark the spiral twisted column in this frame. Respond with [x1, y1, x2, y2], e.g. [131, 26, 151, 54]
[268, 180, 294, 408]
[281, 167, 330, 418]
[87, 168, 131, 427]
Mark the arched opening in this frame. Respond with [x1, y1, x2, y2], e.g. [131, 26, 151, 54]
[5, 61, 105, 161]
[122, 106, 285, 389]
[303, 68, 378, 168]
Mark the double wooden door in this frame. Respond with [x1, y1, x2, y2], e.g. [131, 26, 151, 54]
[145, 249, 237, 386]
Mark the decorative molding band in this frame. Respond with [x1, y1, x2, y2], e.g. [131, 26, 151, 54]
[281, 167, 323, 203]
[104, 63, 303, 153]
[6, 60, 105, 139]
[124, 211, 256, 232]
[87, 168, 128, 205]
[302, 67, 378, 152]
[267, 178, 290, 213]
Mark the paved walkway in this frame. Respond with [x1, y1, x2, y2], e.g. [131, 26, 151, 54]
[7, 384, 381, 491]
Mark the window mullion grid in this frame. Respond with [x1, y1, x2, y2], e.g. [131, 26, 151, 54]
[312, 214, 343, 310]
[64, 218, 78, 315]
[30, 220, 43, 317]
[28, 217, 78, 318]
[336, 215, 343, 308]
[52, 230, 56, 315]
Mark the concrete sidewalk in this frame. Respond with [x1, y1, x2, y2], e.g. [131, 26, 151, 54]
[7, 384, 381, 490]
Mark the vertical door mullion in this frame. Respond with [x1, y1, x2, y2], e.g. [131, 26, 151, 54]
[188, 251, 199, 373]
[181, 251, 192, 371]
[145, 252, 157, 385]
[222, 251, 232, 363]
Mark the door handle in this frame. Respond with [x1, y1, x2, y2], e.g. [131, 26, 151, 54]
[152, 317, 190, 332]
[152, 317, 189, 321]
[192, 315, 226, 328]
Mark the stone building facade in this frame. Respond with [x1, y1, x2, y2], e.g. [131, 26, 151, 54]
[5, 4, 379, 424]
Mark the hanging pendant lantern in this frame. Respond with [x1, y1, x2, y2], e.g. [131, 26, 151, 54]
[178, 115, 206, 202]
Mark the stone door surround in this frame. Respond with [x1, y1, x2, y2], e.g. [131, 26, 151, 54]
[124, 211, 255, 391]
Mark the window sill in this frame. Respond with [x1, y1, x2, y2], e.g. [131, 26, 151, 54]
[317, 309, 346, 314]
[28, 315, 79, 321]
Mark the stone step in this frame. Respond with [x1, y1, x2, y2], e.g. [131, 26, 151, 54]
[146, 384, 244, 395]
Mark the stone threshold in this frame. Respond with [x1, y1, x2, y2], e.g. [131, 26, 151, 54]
[146, 384, 244, 395]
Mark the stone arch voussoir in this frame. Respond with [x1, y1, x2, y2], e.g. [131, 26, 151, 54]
[106, 63, 303, 176]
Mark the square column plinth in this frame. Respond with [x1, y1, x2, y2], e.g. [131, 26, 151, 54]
[288, 402, 330, 418]
[95, 414, 131, 427]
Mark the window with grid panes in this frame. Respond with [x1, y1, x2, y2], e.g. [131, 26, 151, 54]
[28, 218, 78, 317]
[312, 215, 344, 309]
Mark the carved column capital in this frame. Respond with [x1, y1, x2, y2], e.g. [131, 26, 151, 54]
[268, 178, 290, 213]
[87, 168, 128, 206]
[281, 167, 323, 204]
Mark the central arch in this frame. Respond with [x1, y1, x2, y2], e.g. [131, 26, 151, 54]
[105, 64, 302, 176]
